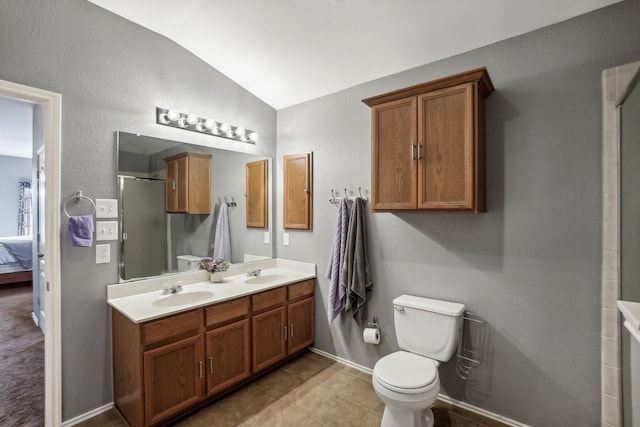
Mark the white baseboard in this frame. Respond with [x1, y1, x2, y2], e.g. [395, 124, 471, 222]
[308, 347, 529, 427]
[62, 403, 113, 427]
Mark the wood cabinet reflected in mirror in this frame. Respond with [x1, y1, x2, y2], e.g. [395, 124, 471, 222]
[245, 159, 268, 228]
[283, 152, 313, 230]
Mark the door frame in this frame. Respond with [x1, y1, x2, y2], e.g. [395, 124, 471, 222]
[0, 78, 62, 426]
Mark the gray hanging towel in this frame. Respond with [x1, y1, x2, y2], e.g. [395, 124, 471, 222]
[341, 197, 372, 325]
[326, 197, 350, 324]
[212, 202, 231, 262]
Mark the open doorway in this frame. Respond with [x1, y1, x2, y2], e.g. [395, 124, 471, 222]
[0, 79, 62, 426]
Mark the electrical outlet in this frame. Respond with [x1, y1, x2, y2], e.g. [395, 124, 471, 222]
[95, 199, 118, 218]
[96, 244, 110, 264]
[96, 221, 118, 241]
[283, 233, 290, 246]
[264, 231, 270, 244]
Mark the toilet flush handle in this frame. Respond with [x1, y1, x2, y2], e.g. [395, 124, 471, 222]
[394, 305, 404, 312]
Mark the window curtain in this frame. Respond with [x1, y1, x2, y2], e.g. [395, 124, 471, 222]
[18, 180, 32, 236]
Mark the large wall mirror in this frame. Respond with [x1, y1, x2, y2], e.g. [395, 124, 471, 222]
[117, 131, 273, 281]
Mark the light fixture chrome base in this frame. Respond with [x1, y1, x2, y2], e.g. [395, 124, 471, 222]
[156, 107, 257, 144]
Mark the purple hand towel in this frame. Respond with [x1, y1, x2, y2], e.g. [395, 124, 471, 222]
[69, 215, 94, 247]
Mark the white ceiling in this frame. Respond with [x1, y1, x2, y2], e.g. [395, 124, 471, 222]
[87, 0, 620, 109]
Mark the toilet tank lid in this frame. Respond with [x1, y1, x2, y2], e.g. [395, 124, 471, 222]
[393, 295, 465, 316]
[177, 255, 203, 262]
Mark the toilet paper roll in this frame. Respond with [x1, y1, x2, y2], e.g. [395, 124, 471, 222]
[363, 327, 380, 344]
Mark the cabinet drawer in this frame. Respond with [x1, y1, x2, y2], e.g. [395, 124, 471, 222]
[143, 309, 202, 347]
[288, 280, 314, 300]
[205, 296, 250, 328]
[252, 287, 286, 312]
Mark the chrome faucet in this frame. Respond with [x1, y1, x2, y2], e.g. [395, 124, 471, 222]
[246, 268, 262, 277]
[162, 282, 183, 295]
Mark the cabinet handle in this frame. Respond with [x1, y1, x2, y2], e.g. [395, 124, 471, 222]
[411, 144, 416, 160]
[172, 181, 176, 191]
[198, 360, 203, 378]
[417, 143, 422, 160]
[290, 324, 294, 338]
[283, 326, 288, 341]
[208, 357, 213, 374]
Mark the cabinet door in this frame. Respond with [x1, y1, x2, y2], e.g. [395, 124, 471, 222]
[252, 306, 287, 372]
[287, 297, 314, 355]
[246, 159, 268, 228]
[165, 156, 188, 213]
[185, 154, 211, 214]
[143, 335, 204, 425]
[283, 153, 313, 230]
[371, 97, 417, 210]
[205, 319, 251, 396]
[418, 83, 474, 210]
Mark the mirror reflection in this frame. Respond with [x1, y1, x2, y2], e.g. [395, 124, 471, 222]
[117, 131, 272, 281]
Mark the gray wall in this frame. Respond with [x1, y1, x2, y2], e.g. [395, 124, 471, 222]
[0, 156, 33, 236]
[276, 1, 640, 426]
[0, 0, 277, 421]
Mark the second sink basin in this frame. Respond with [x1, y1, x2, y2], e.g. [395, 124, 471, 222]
[151, 290, 214, 308]
[245, 274, 287, 285]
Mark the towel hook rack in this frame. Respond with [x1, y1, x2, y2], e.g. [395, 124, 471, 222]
[63, 191, 96, 218]
[329, 189, 338, 205]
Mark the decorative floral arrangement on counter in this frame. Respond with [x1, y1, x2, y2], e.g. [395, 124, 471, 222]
[199, 257, 230, 273]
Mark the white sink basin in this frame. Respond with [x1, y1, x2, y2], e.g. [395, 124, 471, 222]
[245, 274, 287, 285]
[151, 290, 214, 308]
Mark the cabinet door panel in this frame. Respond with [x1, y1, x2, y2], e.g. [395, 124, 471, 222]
[283, 153, 312, 230]
[206, 319, 251, 396]
[143, 335, 203, 425]
[418, 83, 474, 209]
[287, 297, 314, 355]
[371, 97, 417, 210]
[246, 159, 268, 228]
[252, 307, 287, 372]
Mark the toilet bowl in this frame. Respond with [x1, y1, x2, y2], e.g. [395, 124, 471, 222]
[372, 295, 465, 427]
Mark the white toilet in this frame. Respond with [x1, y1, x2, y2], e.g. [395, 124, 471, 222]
[372, 295, 465, 427]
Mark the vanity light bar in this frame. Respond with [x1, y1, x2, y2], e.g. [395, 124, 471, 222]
[156, 107, 258, 144]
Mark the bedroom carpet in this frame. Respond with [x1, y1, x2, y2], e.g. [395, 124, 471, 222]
[0, 285, 44, 426]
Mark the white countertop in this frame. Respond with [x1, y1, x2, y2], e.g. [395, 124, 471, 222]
[618, 300, 640, 344]
[108, 259, 316, 323]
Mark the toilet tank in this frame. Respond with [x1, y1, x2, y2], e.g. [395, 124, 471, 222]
[177, 255, 203, 272]
[393, 295, 465, 362]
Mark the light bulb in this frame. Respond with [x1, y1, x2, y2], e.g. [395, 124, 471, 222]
[235, 127, 246, 137]
[203, 119, 215, 130]
[186, 114, 199, 125]
[166, 109, 181, 121]
[248, 132, 258, 142]
[195, 122, 205, 131]
[219, 123, 230, 133]
[177, 118, 188, 128]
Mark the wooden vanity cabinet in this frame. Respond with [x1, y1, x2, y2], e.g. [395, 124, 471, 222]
[204, 297, 251, 396]
[251, 280, 315, 372]
[112, 280, 314, 427]
[363, 67, 493, 212]
[164, 151, 212, 214]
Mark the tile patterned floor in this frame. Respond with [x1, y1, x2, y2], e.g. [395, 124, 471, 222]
[78, 351, 509, 427]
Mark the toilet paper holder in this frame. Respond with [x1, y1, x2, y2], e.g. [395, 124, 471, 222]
[367, 316, 379, 329]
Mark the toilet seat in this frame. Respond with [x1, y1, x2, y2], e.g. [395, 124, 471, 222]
[373, 351, 438, 394]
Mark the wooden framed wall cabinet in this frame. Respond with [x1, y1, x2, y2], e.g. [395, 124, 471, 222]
[363, 68, 494, 212]
[283, 152, 313, 229]
[245, 159, 268, 228]
[164, 151, 212, 214]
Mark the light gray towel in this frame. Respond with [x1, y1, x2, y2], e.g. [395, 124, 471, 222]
[212, 202, 231, 262]
[326, 197, 350, 324]
[341, 197, 372, 325]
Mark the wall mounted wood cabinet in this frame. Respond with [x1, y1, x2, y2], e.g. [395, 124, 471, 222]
[283, 152, 313, 229]
[164, 151, 212, 214]
[245, 159, 268, 228]
[363, 68, 494, 212]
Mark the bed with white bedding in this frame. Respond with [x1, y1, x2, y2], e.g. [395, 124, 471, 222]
[0, 236, 33, 285]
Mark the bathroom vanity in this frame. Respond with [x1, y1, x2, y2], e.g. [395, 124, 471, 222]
[108, 260, 315, 427]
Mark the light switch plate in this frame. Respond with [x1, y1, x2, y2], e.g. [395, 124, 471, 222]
[96, 244, 110, 264]
[283, 233, 290, 246]
[96, 221, 118, 241]
[264, 231, 270, 244]
[95, 199, 118, 218]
